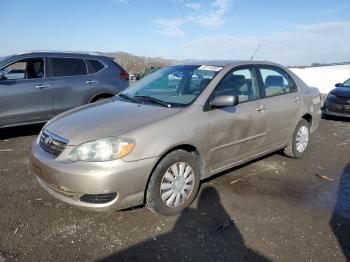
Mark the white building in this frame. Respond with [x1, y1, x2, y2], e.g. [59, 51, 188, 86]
[290, 64, 350, 94]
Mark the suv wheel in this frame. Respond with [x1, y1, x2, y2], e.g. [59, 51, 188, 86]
[146, 150, 200, 216]
[284, 119, 310, 159]
[92, 97, 109, 103]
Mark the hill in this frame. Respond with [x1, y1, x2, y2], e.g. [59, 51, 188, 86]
[96, 51, 179, 76]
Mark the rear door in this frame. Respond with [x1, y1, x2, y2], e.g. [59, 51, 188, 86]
[208, 66, 267, 172]
[47, 57, 98, 115]
[0, 57, 52, 127]
[256, 65, 302, 150]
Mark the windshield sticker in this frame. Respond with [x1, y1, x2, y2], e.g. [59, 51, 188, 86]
[198, 65, 223, 72]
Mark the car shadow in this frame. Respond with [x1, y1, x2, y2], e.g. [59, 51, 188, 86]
[0, 123, 43, 140]
[121, 152, 278, 213]
[330, 163, 350, 261]
[322, 114, 350, 123]
[201, 151, 277, 184]
[100, 187, 269, 261]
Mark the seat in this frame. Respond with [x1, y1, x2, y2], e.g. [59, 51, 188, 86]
[25, 64, 37, 79]
[265, 75, 284, 96]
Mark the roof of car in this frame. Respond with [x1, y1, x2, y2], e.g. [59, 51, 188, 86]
[12, 51, 112, 60]
[180, 60, 283, 67]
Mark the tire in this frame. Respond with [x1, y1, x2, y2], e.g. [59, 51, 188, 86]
[284, 119, 310, 159]
[92, 97, 109, 103]
[146, 150, 201, 216]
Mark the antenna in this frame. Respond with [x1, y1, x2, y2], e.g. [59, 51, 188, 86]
[250, 44, 261, 61]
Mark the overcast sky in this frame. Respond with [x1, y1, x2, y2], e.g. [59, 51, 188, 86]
[2, 0, 349, 66]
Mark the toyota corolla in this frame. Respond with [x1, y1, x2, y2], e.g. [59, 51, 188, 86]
[30, 61, 321, 216]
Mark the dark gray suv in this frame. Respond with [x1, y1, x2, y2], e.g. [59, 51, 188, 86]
[0, 51, 129, 128]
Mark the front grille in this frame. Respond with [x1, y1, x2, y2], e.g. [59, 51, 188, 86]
[328, 103, 350, 114]
[39, 130, 68, 157]
[80, 193, 117, 204]
[325, 94, 350, 114]
[334, 95, 350, 105]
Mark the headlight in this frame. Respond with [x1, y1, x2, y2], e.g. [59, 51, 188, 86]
[68, 137, 135, 162]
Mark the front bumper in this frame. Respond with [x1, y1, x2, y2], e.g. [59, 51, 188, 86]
[322, 108, 350, 118]
[30, 140, 157, 211]
[323, 96, 350, 118]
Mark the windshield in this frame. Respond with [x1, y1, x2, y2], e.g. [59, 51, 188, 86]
[343, 79, 350, 87]
[121, 65, 222, 107]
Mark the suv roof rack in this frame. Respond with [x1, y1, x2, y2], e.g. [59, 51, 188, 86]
[15, 50, 101, 56]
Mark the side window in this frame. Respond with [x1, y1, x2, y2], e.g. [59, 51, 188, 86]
[259, 67, 297, 97]
[212, 67, 260, 103]
[50, 58, 87, 77]
[0, 58, 44, 80]
[88, 59, 105, 73]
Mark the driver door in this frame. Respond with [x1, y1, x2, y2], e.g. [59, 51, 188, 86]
[209, 66, 267, 172]
[0, 57, 53, 127]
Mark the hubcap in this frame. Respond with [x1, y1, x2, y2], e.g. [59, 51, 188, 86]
[295, 125, 309, 153]
[160, 162, 195, 208]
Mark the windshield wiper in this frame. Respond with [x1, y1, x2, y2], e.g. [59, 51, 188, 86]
[134, 95, 171, 108]
[118, 93, 138, 103]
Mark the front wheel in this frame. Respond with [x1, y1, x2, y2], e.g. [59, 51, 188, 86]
[284, 119, 310, 159]
[146, 150, 200, 216]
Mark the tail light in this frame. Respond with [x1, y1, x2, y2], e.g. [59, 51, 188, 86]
[119, 71, 129, 80]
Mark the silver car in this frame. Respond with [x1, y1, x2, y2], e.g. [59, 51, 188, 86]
[30, 61, 321, 216]
[0, 52, 129, 128]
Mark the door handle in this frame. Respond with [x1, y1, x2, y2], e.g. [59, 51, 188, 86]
[256, 105, 265, 112]
[34, 84, 50, 89]
[85, 80, 97, 84]
[293, 96, 302, 103]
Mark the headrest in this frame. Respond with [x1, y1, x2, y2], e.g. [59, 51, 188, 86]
[265, 75, 283, 87]
[231, 75, 246, 83]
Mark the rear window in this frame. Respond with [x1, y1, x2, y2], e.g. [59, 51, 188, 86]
[51, 58, 87, 77]
[88, 59, 105, 73]
[259, 66, 297, 97]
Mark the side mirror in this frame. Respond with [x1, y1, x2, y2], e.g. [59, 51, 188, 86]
[211, 95, 239, 108]
[335, 83, 342, 87]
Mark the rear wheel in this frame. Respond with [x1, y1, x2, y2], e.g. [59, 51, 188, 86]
[146, 150, 200, 216]
[94, 98, 108, 102]
[91, 94, 114, 103]
[284, 119, 310, 158]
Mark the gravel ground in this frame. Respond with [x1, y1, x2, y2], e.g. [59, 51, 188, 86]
[0, 118, 350, 262]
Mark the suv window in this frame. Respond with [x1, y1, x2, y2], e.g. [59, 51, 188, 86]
[259, 67, 297, 97]
[0, 58, 44, 80]
[50, 58, 87, 77]
[212, 67, 260, 103]
[88, 59, 104, 73]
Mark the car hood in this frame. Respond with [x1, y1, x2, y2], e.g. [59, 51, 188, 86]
[45, 99, 182, 145]
[331, 87, 350, 97]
